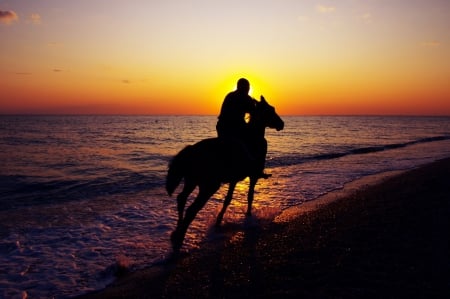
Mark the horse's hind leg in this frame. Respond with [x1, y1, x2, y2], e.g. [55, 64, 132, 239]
[216, 181, 237, 227]
[171, 182, 220, 251]
[246, 176, 258, 216]
[175, 181, 196, 227]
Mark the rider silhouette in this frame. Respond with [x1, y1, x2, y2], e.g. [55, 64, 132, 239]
[216, 78, 255, 139]
[216, 78, 269, 179]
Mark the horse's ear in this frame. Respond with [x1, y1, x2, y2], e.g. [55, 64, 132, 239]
[260, 95, 266, 103]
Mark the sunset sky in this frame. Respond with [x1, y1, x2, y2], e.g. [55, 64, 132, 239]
[1, 0, 449, 115]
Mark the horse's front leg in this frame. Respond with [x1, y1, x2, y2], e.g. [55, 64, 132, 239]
[215, 181, 237, 227]
[246, 176, 258, 216]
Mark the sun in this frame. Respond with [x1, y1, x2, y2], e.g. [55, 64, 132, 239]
[206, 71, 281, 115]
[213, 74, 273, 102]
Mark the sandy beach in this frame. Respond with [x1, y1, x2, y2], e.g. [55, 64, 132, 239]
[78, 158, 450, 299]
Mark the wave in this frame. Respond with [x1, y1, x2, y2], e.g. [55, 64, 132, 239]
[0, 171, 164, 210]
[268, 135, 450, 167]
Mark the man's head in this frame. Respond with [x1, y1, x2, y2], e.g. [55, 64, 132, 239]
[236, 78, 250, 94]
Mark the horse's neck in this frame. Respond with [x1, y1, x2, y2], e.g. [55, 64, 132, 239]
[248, 119, 266, 140]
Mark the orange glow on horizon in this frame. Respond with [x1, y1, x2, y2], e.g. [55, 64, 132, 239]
[1, 66, 449, 115]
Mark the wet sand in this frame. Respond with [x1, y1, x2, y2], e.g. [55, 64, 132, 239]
[78, 158, 450, 298]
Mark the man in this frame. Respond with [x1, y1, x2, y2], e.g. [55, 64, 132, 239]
[216, 78, 269, 179]
[216, 78, 255, 140]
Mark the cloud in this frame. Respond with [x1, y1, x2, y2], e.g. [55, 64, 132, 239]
[29, 13, 41, 25]
[53, 69, 63, 73]
[121, 79, 147, 84]
[0, 10, 18, 25]
[421, 41, 441, 48]
[316, 5, 335, 14]
[47, 42, 64, 49]
[360, 13, 372, 24]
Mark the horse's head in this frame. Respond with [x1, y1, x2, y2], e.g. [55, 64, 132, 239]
[252, 96, 284, 131]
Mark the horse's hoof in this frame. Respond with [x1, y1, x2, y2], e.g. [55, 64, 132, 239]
[259, 172, 272, 179]
[170, 230, 177, 242]
[170, 230, 182, 252]
[172, 242, 182, 252]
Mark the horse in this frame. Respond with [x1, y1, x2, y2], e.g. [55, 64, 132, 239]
[166, 96, 284, 251]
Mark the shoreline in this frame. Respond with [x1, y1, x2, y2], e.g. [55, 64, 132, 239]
[77, 158, 450, 298]
[274, 169, 405, 223]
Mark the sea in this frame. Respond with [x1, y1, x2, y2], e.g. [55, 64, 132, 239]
[1, 115, 450, 298]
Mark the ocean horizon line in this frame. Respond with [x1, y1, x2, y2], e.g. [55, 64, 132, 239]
[1, 113, 450, 117]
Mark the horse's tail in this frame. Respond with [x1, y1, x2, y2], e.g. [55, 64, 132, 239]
[166, 145, 193, 196]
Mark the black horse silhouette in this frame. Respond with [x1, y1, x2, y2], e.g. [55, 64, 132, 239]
[166, 96, 284, 251]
